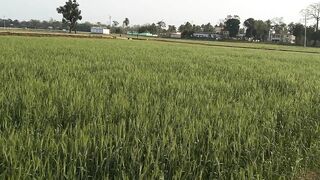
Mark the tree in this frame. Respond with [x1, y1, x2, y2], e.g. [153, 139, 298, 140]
[225, 18, 240, 37]
[167, 25, 177, 33]
[123, 18, 130, 27]
[244, 18, 256, 38]
[254, 20, 270, 41]
[304, 2, 320, 45]
[57, 0, 82, 33]
[288, 23, 305, 45]
[113, 21, 119, 27]
[179, 22, 193, 38]
[138, 23, 157, 34]
[157, 21, 166, 34]
[12, 20, 20, 27]
[306, 26, 318, 43]
[149, 23, 158, 34]
[306, 2, 320, 31]
[30, 19, 41, 29]
[193, 24, 202, 32]
[288, 23, 304, 37]
[271, 17, 287, 34]
[239, 28, 245, 35]
[138, 25, 148, 33]
[202, 23, 214, 32]
[77, 21, 92, 32]
[157, 21, 166, 29]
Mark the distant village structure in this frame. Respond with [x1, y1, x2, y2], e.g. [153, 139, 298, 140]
[170, 32, 182, 39]
[191, 26, 230, 40]
[268, 30, 296, 44]
[90, 27, 110, 35]
[182, 25, 296, 44]
[127, 32, 158, 37]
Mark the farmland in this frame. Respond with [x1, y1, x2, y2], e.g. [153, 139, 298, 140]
[0, 36, 320, 179]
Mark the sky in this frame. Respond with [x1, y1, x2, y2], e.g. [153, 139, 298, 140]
[0, 0, 317, 26]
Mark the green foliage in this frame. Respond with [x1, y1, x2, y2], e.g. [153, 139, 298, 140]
[123, 18, 130, 27]
[167, 25, 177, 33]
[225, 18, 240, 37]
[113, 21, 119, 27]
[288, 23, 304, 37]
[76, 22, 92, 32]
[0, 36, 320, 179]
[157, 21, 166, 29]
[202, 23, 214, 32]
[244, 18, 256, 38]
[193, 25, 202, 32]
[138, 23, 157, 34]
[305, 2, 320, 32]
[179, 22, 214, 38]
[57, 0, 82, 33]
[288, 23, 305, 45]
[254, 20, 270, 41]
[179, 22, 194, 38]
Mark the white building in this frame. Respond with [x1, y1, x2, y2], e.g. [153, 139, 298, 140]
[214, 26, 223, 34]
[193, 32, 213, 38]
[91, 27, 110, 35]
[268, 30, 296, 44]
[170, 32, 181, 39]
[192, 32, 223, 40]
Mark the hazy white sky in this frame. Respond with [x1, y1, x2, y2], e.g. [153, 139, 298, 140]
[0, 0, 317, 26]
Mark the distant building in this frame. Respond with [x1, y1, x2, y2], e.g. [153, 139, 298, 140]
[268, 30, 295, 44]
[170, 32, 181, 39]
[214, 26, 223, 34]
[192, 32, 223, 40]
[222, 31, 229, 38]
[91, 27, 110, 35]
[214, 26, 229, 39]
[193, 32, 214, 38]
[286, 35, 296, 44]
[127, 32, 158, 37]
[269, 34, 281, 42]
[236, 33, 246, 40]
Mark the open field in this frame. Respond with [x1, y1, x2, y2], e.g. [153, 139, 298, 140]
[0, 30, 114, 40]
[0, 28, 91, 34]
[2, 29, 320, 54]
[0, 36, 320, 179]
[152, 38, 320, 54]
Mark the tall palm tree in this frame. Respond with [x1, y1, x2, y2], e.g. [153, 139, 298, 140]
[123, 18, 130, 27]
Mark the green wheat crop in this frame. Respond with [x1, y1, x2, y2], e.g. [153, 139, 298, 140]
[0, 36, 319, 179]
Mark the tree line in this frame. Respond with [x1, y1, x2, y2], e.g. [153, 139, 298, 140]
[2, 0, 320, 46]
[54, 0, 320, 46]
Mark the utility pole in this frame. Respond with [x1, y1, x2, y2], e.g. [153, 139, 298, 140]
[301, 9, 309, 48]
[304, 13, 307, 47]
[3, 16, 5, 29]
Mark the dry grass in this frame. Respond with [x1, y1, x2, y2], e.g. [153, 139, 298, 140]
[297, 171, 320, 180]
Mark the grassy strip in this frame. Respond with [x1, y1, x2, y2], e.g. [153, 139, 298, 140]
[1, 31, 319, 54]
[0, 31, 115, 39]
[138, 38, 320, 55]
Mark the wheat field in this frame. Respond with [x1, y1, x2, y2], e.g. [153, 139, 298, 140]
[0, 36, 320, 179]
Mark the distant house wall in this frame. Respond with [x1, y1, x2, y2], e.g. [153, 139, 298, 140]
[127, 32, 158, 37]
[170, 33, 181, 39]
[214, 27, 223, 34]
[268, 33, 295, 44]
[192, 32, 224, 40]
[193, 33, 211, 38]
[91, 27, 110, 34]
